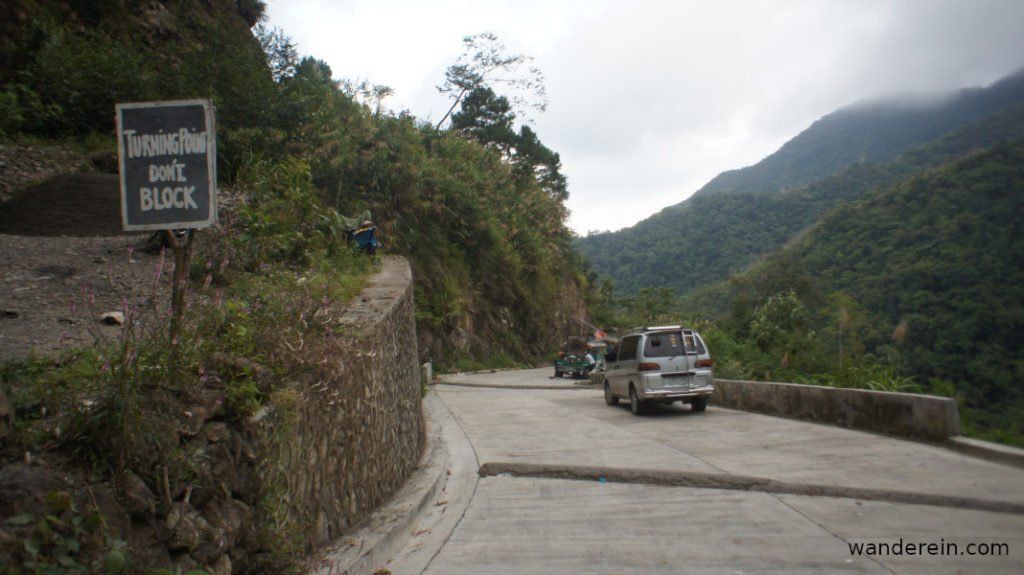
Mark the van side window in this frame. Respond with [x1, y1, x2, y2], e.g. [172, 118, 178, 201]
[619, 336, 639, 361]
[605, 344, 618, 363]
[683, 333, 697, 353]
[695, 334, 707, 355]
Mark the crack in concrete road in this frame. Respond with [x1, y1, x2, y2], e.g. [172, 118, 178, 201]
[478, 461, 1024, 516]
[772, 494, 898, 575]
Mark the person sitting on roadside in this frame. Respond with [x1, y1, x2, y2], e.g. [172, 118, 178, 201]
[353, 219, 381, 255]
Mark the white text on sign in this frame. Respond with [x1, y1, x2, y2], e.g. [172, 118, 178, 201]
[149, 159, 187, 183]
[139, 187, 197, 211]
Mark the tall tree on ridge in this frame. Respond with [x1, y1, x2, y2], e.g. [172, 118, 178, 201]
[436, 32, 546, 129]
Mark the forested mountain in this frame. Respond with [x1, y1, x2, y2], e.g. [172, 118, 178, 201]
[701, 142, 1024, 442]
[578, 72, 1024, 295]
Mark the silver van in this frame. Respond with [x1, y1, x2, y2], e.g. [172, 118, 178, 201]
[602, 326, 714, 415]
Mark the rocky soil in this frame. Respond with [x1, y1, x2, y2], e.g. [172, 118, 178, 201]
[0, 157, 166, 361]
[0, 233, 169, 362]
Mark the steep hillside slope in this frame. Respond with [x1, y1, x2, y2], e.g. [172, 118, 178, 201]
[579, 74, 1024, 295]
[0, 0, 274, 138]
[784, 141, 1024, 401]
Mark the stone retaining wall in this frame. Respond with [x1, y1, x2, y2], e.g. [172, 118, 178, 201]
[712, 378, 961, 442]
[257, 256, 424, 550]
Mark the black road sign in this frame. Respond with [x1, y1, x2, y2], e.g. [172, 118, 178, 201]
[116, 99, 217, 231]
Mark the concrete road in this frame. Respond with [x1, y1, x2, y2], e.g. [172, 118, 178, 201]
[385, 368, 1024, 574]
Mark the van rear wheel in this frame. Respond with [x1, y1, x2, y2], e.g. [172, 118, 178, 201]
[604, 382, 619, 406]
[691, 396, 708, 412]
[629, 385, 645, 416]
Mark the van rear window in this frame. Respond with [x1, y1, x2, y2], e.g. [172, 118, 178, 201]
[644, 332, 693, 357]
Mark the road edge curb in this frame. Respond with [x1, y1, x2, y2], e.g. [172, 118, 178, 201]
[947, 436, 1024, 470]
[433, 381, 597, 390]
[478, 461, 1024, 516]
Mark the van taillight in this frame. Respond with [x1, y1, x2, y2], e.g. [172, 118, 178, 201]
[695, 358, 714, 368]
[638, 362, 661, 372]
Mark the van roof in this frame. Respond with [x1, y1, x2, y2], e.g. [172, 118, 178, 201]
[627, 325, 695, 334]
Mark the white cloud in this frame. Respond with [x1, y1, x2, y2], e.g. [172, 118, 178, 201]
[264, 0, 1024, 233]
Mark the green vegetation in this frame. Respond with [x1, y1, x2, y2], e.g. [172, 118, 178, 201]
[0, 0, 281, 237]
[2, 491, 129, 575]
[736, 142, 1024, 445]
[1, 1, 276, 140]
[591, 142, 1024, 446]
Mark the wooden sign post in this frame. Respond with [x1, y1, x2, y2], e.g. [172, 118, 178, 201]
[116, 99, 217, 355]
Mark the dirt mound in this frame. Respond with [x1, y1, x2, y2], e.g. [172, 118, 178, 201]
[0, 173, 132, 237]
[0, 144, 84, 203]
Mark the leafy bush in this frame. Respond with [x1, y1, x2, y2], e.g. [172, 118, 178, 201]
[0, 88, 23, 137]
[172, 23, 278, 134]
[1, 490, 129, 574]
[232, 157, 352, 269]
[18, 29, 159, 135]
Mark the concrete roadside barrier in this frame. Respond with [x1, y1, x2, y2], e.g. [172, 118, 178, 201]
[712, 378, 960, 442]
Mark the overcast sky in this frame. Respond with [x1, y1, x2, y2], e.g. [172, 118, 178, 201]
[264, 0, 1024, 234]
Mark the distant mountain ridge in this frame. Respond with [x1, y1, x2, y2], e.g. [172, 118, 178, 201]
[578, 68, 1024, 295]
[694, 68, 1024, 198]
